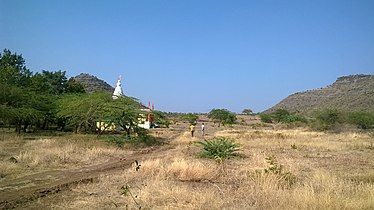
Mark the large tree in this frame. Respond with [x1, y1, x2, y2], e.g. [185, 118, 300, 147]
[0, 83, 53, 133]
[0, 49, 32, 87]
[57, 93, 144, 135]
[100, 96, 145, 136]
[242, 108, 253, 115]
[208, 109, 236, 126]
[57, 92, 111, 133]
[182, 113, 198, 125]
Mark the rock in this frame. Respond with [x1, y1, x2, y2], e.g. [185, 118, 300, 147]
[8, 157, 18, 163]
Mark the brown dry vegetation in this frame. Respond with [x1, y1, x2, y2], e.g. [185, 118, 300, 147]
[1, 122, 374, 209]
[0, 132, 134, 180]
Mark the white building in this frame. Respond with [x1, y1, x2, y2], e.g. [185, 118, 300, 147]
[112, 76, 153, 129]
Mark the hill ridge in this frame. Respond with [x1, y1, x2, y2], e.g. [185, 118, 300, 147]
[71, 73, 114, 94]
[265, 74, 374, 114]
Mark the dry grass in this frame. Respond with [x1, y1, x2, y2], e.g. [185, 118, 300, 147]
[3, 126, 374, 209]
[0, 132, 133, 179]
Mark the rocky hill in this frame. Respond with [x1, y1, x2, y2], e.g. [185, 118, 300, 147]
[71, 73, 114, 94]
[265, 74, 374, 114]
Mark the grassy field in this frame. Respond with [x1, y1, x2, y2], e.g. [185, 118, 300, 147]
[1, 120, 373, 209]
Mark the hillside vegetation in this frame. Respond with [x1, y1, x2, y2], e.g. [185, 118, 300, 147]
[266, 74, 374, 114]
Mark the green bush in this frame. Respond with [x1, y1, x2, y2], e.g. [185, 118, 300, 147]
[260, 113, 273, 123]
[272, 109, 290, 123]
[312, 109, 343, 131]
[130, 127, 159, 146]
[182, 113, 198, 125]
[260, 109, 307, 124]
[103, 135, 126, 148]
[282, 114, 307, 123]
[197, 137, 240, 159]
[103, 128, 159, 148]
[348, 112, 374, 129]
[152, 111, 170, 128]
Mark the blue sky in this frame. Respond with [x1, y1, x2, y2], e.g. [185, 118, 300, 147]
[1, 0, 373, 113]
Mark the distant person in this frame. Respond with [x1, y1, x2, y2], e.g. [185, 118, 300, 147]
[201, 123, 205, 136]
[189, 124, 196, 137]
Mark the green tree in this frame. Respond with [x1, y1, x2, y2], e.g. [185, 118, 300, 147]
[348, 112, 374, 129]
[29, 70, 68, 94]
[312, 109, 343, 130]
[0, 49, 32, 87]
[57, 92, 112, 133]
[182, 113, 198, 125]
[100, 96, 145, 136]
[0, 83, 53, 133]
[65, 78, 86, 93]
[242, 108, 253, 115]
[0, 49, 83, 133]
[260, 113, 273, 123]
[208, 109, 236, 126]
[152, 110, 170, 128]
[272, 109, 290, 123]
[57, 93, 145, 136]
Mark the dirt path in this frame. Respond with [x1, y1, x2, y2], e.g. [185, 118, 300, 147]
[0, 142, 175, 209]
[0, 124, 220, 209]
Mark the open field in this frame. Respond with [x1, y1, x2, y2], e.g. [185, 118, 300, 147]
[0, 121, 373, 209]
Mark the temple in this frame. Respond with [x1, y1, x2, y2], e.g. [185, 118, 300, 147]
[97, 76, 154, 131]
[112, 76, 124, 99]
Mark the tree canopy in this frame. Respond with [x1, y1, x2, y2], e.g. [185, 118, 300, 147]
[0, 49, 85, 133]
[242, 108, 253, 115]
[182, 113, 198, 125]
[208, 109, 236, 126]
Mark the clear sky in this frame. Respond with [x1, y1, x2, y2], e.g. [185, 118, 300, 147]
[1, 0, 373, 113]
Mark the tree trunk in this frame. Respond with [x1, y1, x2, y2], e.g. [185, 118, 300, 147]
[16, 122, 21, 134]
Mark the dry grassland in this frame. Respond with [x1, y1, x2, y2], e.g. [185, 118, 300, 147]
[18, 125, 374, 209]
[0, 132, 133, 180]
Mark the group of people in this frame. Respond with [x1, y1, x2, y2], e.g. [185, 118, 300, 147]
[189, 122, 205, 138]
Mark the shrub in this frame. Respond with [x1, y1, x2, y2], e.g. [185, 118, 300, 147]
[312, 109, 343, 131]
[260, 113, 273, 123]
[264, 155, 296, 187]
[348, 112, 374, 129]
[152, 111, 170, 128]
[130, 127, 159, 147]
[103, 135, 126, 148]
[260, 109, 307, 124]
[283, 114, 307, 123]
[272, 109, 290, 123]
[103, 128, 159, 148]
[197, 137, 240, 159]
[182, 113, 198, 125]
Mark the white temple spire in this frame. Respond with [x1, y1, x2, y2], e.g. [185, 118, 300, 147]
[112, 75, 124, 99]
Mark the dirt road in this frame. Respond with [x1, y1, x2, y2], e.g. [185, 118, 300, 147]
[0, 123, 221, 209]
[0, 144, 174, 209]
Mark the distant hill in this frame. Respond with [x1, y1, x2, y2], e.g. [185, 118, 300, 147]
[265, 74, 374, 114]
[71, 73, 114, 94]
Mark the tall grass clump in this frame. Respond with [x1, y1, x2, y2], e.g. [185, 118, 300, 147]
[197, 137, 240, 159]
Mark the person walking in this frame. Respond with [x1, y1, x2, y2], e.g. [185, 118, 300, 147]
[189, 124, 196, 138]
[201, 123, 205, 137]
